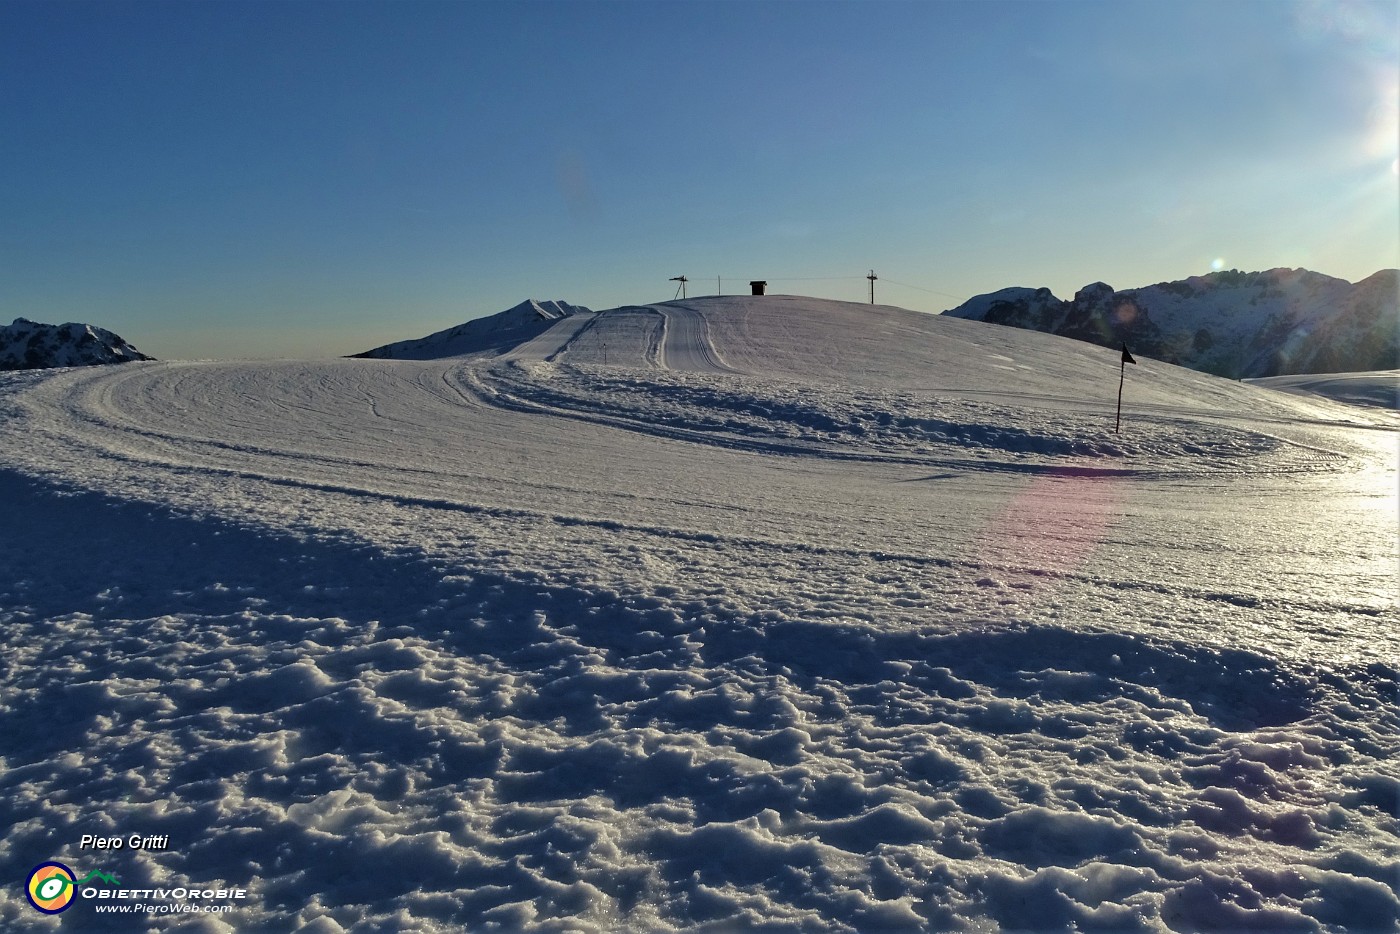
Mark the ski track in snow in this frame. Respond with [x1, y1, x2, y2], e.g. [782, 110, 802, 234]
[1, 297, 1397, 933]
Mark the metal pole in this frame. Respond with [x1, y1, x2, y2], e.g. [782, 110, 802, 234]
[1115, 359, 1125, 434]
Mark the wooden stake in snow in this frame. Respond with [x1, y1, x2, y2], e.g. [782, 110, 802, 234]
[1116, 343, 1136, 434]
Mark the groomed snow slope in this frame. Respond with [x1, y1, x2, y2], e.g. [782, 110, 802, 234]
[1, 296, 1396, 932]
[1249, 370, 1400, 415]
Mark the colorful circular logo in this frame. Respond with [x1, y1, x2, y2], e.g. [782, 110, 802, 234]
[26, 862, 77, 914]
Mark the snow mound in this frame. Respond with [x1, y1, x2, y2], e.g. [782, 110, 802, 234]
[440, 294, 1379, 475]
[354, 300, 592, 360]
[476, 360, 1329, 477]
[0, 316, 153, 370]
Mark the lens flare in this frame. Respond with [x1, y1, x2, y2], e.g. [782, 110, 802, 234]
[966, 473, 1124, 594]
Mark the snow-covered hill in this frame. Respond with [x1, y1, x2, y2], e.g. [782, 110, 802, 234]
[0, 316, 152, 370]
[1, 295, 1396, 932]
[1249, 369, 1400, 412]
[943, 268, 1399, 379]
[353, 299, 591, 359]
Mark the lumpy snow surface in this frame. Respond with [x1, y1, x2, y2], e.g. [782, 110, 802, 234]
[2, 297, 1396, 932]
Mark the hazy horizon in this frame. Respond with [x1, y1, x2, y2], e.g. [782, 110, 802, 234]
[4, 0, 1397, 360]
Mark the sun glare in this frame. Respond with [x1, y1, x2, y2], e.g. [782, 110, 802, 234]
[1368, 71, 1400, 177]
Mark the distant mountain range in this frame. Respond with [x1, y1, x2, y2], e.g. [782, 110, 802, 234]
[10, 271, 1394, 380]
[0, 318, 153, 371]
[353, 300, 592, 360]
[942, 268, 1398, 379]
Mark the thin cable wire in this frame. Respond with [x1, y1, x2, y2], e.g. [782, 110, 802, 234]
[713, 275, 864, 282]
[879, 277, 963, 301]
[679, 273, 965, 303]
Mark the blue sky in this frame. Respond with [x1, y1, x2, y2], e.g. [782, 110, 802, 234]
[3, 0, 1396, 359]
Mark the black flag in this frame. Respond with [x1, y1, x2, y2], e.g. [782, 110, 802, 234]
[1115, 344, 1135, 433]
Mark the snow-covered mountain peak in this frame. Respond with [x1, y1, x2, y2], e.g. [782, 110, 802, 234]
[940, 287, 1062, 325]
[355, 299, 592, 360]
[0, 317, 153, 370]
[1073, 282, 1115, 302]
[519, 299, 586, 320]
[944, 268, 1398, 378]
[495, 299, 588, 326]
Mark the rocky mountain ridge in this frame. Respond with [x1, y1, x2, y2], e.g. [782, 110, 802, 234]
[942, 268, 1398, 378]
[0, 317, 153, 371]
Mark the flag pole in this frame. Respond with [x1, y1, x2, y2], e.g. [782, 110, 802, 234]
[1115, 343, 1135, 433]
[1115, 357, 1125, 434]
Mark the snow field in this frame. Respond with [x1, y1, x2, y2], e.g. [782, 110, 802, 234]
[1249, 370, 1400, 417]
[474, 359, 1335, 474]
[1, 296, 1396, 931]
